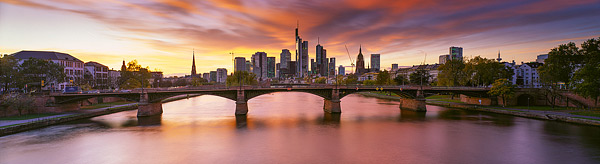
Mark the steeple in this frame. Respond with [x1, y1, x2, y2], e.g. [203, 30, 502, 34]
[496, 50, 502, 62]
[358, 44, 362, 54]
[120, 60, 126, 71]
[191, 49, 197, 76]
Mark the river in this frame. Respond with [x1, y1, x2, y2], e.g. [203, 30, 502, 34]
[1, 92, 599, 164]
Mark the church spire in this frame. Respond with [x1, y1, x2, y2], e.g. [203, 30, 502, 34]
[358, 44, 362, 54]
[191, 49, 197, 76]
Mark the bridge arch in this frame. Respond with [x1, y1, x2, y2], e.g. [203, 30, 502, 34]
[517, 94, 535, 106]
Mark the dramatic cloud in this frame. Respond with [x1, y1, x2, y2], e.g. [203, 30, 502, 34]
[1, 0, 599, 75]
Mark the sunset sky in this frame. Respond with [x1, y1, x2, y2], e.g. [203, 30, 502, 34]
[1, 0, 599, 76]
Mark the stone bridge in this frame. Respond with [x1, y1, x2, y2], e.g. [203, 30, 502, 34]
[50, 86, 492, 117]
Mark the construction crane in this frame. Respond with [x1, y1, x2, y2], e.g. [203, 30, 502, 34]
[345, 45, 355, 74]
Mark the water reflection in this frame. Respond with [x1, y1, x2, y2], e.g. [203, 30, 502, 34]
[235, 115, 247, 129]
[319, 113, 341, 126]
[137, 115, 162, 126]
[397, 110, 426, 121]
[1, 93, 600, 164]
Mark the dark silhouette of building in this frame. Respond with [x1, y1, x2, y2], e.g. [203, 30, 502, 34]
[191, 50, 197, 77]
[355, 45, 366, 75]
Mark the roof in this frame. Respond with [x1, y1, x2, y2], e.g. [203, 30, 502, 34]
[524, 62, 543, 68]
[11, 50, 82, 62]
[84, 61, 108, 68]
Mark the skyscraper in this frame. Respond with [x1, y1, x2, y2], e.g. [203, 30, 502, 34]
[280, 49, 291, 70]
[267, 57, 276, 78]
[391, 64, 398, 71]
[449, 46, 463, 61]
[301, 40, 309, 76]
[191, 50, 197, 77]
[234, 57, 246, 72]
[338, 65, 345, 75]
[370, 54, 380, 72]
[311, 59, 316, 75]
[328, 58, 336, 77]
[209, 71, 217, 82]
[355, 45, 366, 75]
[295, 22, 309, 77]
[252, 52, 267, 81]
[216, 68, 227, 83]
[245, 60, 252, 72]
[316, 43, 328, 76]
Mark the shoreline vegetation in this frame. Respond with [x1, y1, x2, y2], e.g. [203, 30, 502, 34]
[358, 92, 600, 126]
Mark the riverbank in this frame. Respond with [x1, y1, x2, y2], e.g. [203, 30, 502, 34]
[358, 92, 600, 126]
[0, 94, 201, 136]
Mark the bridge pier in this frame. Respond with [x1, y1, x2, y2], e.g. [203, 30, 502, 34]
[399, 90, 426, 112]
[323, 99, 341, 113]
[236, 90, 248, 115]
[323, 89, 341, 113]
[137, 93, 163, 117]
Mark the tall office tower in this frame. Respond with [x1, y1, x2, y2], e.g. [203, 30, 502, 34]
[295, 22, 309, 77]
[449, 46, 463, 61]
[209, 71, 217, 82]
[252, 52, 268, 81]
[328, 58, 336, 77]
[267, 57, 276, 78]
[370, 54, 380, 72]
[280, 49, 291, 70]
[276, 63, 280, 78]
[355, 45, 366, 75]
[245, 60, 252, 72]
[301, 40, 309, 76]
[311, 59, 316, 75]
[338, 65, 345, 75]
[234, 57, 246, 72]
[287, 61, 297, 76]
[191, 50, 197, 77]
[216, 68, 227, 83]
[316, 44, 328, 76]
[391, 64, 398, 71]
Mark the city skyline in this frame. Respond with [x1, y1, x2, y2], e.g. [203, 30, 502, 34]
[1, 0, 600, 76]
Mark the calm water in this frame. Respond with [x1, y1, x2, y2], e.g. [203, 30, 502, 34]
[1, 92, 600, 164]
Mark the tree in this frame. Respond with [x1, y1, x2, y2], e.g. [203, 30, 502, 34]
[343, 74, 358, 85]
[409, 69, 431, 85]
[488, 79, 515, 107]
[314, 77, 327, 84]
[393, 75, 408, 86]
[190, 77, 207, 87]
[119, 60, 152, 89]
[174, 78, 188, 87]
[375, 70, 395, 85]
[572, 37, 600, 106]
[226, 71, 258, 87]
[362, 79, 376, 85]
[19, 58, 66, 90]
[159, 80, 173, 88]
[0, 55, 22, 93]
[538, 42, 583, 87]
[437, 59, 466, 86]
[464, 56, 513, 86]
